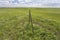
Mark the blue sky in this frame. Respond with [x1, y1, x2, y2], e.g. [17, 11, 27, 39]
[0, 0, 60, 7]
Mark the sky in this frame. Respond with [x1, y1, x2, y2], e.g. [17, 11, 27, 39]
[0, 0, 60, 7]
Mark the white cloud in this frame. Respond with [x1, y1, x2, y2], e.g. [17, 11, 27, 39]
[0, 0, 60, 7]
[25, 0, 32, 2]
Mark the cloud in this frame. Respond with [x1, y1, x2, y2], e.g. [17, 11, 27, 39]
[0, 0, 60, 7]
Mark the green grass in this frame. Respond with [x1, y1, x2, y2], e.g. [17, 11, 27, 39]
[0, 8, 60, 40]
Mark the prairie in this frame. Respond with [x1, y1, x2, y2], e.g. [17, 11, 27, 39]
[0, 8, 60, 40]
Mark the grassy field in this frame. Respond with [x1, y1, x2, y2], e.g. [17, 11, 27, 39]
[0, 8, 60, 40]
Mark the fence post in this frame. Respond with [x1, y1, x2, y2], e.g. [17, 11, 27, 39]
[29, 9, 34, 39]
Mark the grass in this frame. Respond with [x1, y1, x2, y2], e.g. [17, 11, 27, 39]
[0, 8, 60, 40]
